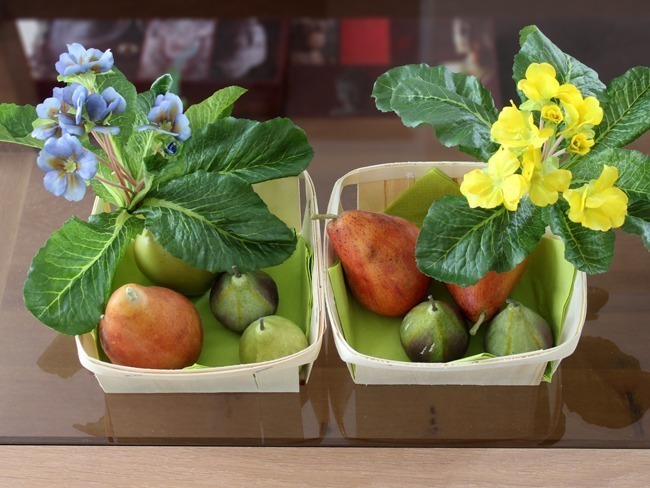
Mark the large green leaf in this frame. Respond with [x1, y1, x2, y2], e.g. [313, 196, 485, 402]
[180, 117, 313, 184]
[415, 195, 546, 286]
[373, 65, 499, 161]
[547, 200, 615, 274]
[621, 200, 650, 251]
[515, 25, 606, 102]
[185, 86, 247, 129]
[569, 147, 650, 202]
[135, 171, 297, 273]
[0, 103, 42, 148]
[23, 210, 144, 335]
[592, 66, 650, 151]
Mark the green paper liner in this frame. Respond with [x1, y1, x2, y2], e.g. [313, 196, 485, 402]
[328, 166, 577, 381]
[100, 236, 313, 369]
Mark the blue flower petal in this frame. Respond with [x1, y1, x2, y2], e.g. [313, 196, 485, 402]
[91, 125, 121, 135]
[75, 152, 97, 181]
[31, 124, 59, 141]
[63, 173, 86, 202]
[43, 170, 67, 197]
[36, 97, 62, 120]
[86, 93, 108, 122]
[173, 113, 191, 142]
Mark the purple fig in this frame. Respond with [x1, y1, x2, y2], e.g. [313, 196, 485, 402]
[400, 296, 469, 362]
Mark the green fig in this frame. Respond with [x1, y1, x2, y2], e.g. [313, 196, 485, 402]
[484, 300, 554, 356]
[209, 266, 279, 332]
[239, 315, 308, 363]
[399, 296, 469, 362]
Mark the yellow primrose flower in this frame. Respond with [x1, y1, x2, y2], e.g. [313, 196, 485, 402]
[517, 63, 560, 108]
[460, 148, 527, 211]
[563, 165, 628, 231]
[541, 103, 564, 125]
[568, 133, 595, 155]
[491, 102, 554, 151]
[561, 94, 604, 137]
[521, 148, 572, 206]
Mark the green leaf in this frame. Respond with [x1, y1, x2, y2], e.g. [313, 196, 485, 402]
[547, 200, 615, 274]
[0, 103, 42, 148]
[135, 171, 297, 273]
[373, 64, 499, 161]
[23, 210, 144, 335]
[185, 86, 247, 129]
[569, 147, 650, 201]
[593, 66, 650, 151]
[621, 200, 650, 251]
[180, 117, 313, 184]
[415, 196, 546, 286]
[515, 25, 606, 102]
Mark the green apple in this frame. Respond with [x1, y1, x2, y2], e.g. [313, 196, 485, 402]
[239, 315, 308, 363]
[133, 229, 217, 296]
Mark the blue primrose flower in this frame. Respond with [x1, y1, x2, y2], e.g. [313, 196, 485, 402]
[31, 96, 64, 140]
[137, 93, 191, 142]
[31, 84, 88, 140]
[55, 43, 114, 77]
[36, 134, 97, 202]
[86, 87, 127, 134]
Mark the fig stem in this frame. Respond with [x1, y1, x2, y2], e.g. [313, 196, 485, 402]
[469, 311, 487, 336]
[427, 295, 437, 312]
[231, 265, 242, 278]
[259, 317, 265, 331]
[311, 213, 338, 221]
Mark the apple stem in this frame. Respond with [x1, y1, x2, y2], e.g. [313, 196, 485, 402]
[231, 265, 242, 278]
[125, 286, 138, 302]
[311, 213, 338, 221]
[427, 295, 437, 312]
[469, 311, 487, 336]
[259, 317, 265, 331]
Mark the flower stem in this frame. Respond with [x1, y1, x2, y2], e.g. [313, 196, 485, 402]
[94, 175, 137, 198]
[546, 135, 565, 161]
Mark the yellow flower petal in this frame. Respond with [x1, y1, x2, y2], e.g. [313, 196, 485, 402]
[563, 165, 628, 231]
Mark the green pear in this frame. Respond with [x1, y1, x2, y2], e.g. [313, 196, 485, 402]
[400, 295, 469, 362]
[210, 266, 279, 332]
[239, 315, 308, 364]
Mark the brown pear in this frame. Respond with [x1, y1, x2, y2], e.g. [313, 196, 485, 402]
[327, 210, 432, 317]
[445, 258, 528, 334]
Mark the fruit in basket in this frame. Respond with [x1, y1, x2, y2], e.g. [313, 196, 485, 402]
[484, 300, 553, 356]
[446, 258, 528, 335]
[209, 266, 279, 332]
[133, 229, 217, 296]
[400, 295, 469, 362]
[99, 284, 203, 369]
[326, 210, 432, 317]
[239, 315, 308, 363]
